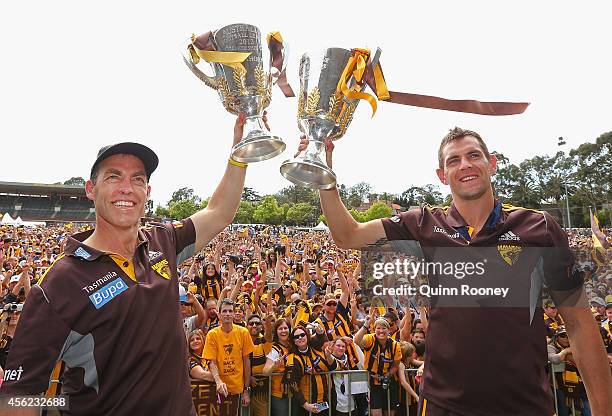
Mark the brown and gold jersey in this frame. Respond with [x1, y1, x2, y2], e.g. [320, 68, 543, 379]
[0, 219, 198, 415]
[381, 201, 583, 416]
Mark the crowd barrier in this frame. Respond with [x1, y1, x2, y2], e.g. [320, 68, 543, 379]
[190, 368, 417, 416]
[39, 363, 585, 415]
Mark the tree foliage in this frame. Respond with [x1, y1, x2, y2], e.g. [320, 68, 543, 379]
[253, 196, 284, 225]
[285, 203, 315, 226]
[63, 177, 86, 186]
[234, 201, 255, 224]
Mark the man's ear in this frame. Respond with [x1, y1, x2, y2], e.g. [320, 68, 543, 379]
[85, 180, 95, 201]
[436, 167, 448, 185]
[147, 185, 151, 199]
[489, 153, 498, 176]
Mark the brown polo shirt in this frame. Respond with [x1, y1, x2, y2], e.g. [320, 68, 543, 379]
[0, 219, 198, 416]
[381, 201, 583, 416]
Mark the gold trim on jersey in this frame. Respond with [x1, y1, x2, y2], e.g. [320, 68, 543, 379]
[37, 253, 66, 285]
[501, 203, 544, 215]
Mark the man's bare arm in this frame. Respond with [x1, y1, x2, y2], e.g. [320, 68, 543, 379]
[319, 187, 387, 249]
[190, 114, 249, 252]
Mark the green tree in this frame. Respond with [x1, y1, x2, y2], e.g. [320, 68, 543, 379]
[349, 209, 366, 223]
[242, 187, 261, 203]
[347, 182, 372, 208]
[275, 185, 319, 206]
[570, 132, 612, 208]
[167, 199, 199, 220]
[154, 204, 170, 218]
[234, 201, 255, 223]
[169, 187, 200, 205]
[253, 196, 284, 224]
[285, 203, 315, 225]
[400, 185, 444, 207]
[63, 177, 86, 186]
[365, 202, 392, 221]
[317, 214, 327, 225]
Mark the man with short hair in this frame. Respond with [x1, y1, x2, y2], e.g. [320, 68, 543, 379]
[309, 127, 612, 415]
[203, 299, 255, 416]
[0, 114, 255, 415]
[246, 313, 272, 416]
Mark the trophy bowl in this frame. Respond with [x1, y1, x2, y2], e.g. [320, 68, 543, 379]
[182, 23, 289, 163]
[280, 48, 369, 189]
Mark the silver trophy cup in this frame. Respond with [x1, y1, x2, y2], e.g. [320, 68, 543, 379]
[280, 48, 368, 189]
[182, 23, 286, 163]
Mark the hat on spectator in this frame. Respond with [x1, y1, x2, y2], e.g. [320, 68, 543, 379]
[91, 142, 159, 180]
[606, 295, 612, 304]
[554, 326, 567, 336]
[242, 280, 253, 288]
[543, 299, 555, 308]
[590, 297, 605, 307]
[606, 303, 612, 310]
[249, 262, 259, 269]
[178, 285, 188, 303]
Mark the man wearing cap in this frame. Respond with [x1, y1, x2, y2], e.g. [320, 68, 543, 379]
[591, 297, 607, 323]
[0, 114, 255, 415]
[311, 127, 612, 414]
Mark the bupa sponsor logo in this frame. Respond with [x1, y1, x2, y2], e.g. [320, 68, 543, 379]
[88, 277, 128, 309]
[498, 231, 521, 242]
[75, 247, 91, 260]
[433, 226, 460, 239]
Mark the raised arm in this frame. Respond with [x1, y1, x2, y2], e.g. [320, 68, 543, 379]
[190, 113, 265, 251]
[354, 314, 373, 348]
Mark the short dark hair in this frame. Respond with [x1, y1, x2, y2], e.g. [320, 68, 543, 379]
[438, 127, 490, 168]
[383, 311, 399, 323]
[219, 298, 235, 311]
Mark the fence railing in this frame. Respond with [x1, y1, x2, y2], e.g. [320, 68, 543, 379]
[42, 362, 587, 415]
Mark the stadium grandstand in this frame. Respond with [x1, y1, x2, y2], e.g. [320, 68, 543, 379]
[0, 181, 94, 223]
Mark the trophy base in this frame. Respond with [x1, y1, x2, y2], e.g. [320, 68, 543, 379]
[279, 158, 337, 190]
[231, 135, 286, 163]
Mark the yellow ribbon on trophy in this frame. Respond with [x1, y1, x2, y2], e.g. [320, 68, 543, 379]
[335, 48, 390, 117]
[267, 31, 284, 44]
[189, 34, 251, 73]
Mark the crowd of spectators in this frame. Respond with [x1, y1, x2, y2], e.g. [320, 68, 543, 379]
[1, 222, 611, 415]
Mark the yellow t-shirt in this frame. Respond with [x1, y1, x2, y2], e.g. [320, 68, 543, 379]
[203, 324, 255, 394]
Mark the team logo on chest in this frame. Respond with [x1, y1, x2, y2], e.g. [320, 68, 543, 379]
[497, 244, 522, 266]
[151, 257, 172, 279]
[224, 344, 233, 355]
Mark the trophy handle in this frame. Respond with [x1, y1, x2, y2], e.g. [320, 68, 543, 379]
[181, 39, 219, 90]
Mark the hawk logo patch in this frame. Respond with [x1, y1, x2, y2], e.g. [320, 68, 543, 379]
[497, 244, 522, 266]
[223, 344, 233, 355]
[151, 258, 172, 279]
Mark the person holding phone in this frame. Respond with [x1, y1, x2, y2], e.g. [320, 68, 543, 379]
[284, 324, 333, 415]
